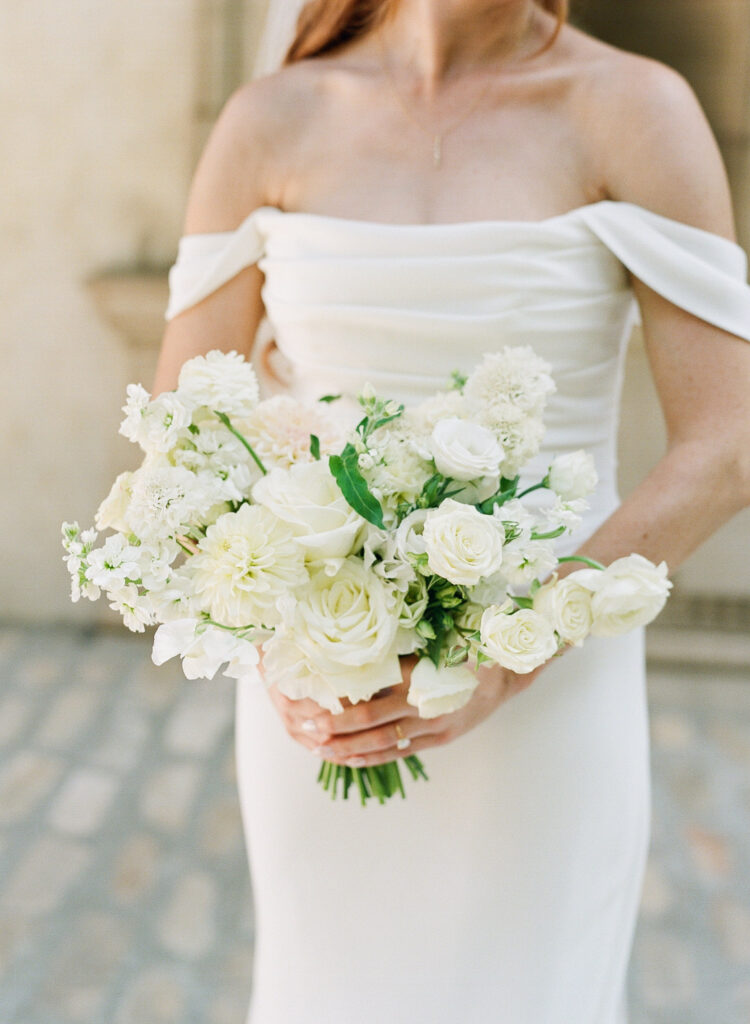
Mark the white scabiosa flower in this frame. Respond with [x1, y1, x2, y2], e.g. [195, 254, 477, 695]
[119, 386, 193, 454]
[548, 450, 598, 501]
[407, 659, 479, 718]
[423, 499, 504, 586]
[177, 350, 259, 419]
[237, 395, 344, 470]
[480, 600, 558, 673]
[188, 503, 308, 628]
[464, 347, 556, 418]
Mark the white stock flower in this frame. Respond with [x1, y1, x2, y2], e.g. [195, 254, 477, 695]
[177, 350, 259, 419]
[85, 534, 142, 589]
[107, 583, 155, 633]
[261, 559, 402, 710]
[573, 555, 672, 636]
[430, 417, 503, 481]
[252, 461, 365, 562]
[548, 450, 598, 501]
[365, 431, 433, 509]
[407, 659, 480, 718]
[237, 395, 344, 470]
[188, 503, 308, 628]
[95, 472, 134, 533]
[480, 600, 558, 673]
[543, 497, 589, 533]
[533, 575, 594, 647]
[423, 499, 504, 586]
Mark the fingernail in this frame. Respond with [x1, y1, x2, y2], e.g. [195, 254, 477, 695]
[347, 757, 367, 768]
[301, 719, 318, 734]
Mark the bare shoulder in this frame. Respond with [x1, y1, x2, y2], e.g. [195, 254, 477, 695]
[563, 28, 735, 238]
[183, 61, 325, 232]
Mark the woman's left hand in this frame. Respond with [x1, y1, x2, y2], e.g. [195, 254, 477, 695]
[308, 656, 544, 768]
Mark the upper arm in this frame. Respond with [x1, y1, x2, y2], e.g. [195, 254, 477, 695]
[594, 57, 749, 454]
[152, 77, 286, 395]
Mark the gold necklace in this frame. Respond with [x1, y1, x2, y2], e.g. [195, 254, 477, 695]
[376, 31, 501, 169]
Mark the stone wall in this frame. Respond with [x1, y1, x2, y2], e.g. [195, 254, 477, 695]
[2, 0, 748, 623]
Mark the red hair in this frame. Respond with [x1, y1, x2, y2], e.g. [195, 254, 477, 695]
[283, 0, 569, 65]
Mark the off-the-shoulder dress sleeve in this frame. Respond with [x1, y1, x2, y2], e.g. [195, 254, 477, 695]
[165, 206, 274, 320]
[579, 200, 750, 341]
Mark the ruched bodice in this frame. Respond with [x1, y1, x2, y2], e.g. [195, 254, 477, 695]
[167, 203, 750, 1024]
[166, 200, 750, 553]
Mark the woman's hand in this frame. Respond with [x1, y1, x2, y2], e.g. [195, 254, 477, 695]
[267, 655, 545, 768]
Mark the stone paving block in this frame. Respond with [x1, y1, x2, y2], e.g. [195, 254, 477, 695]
[90, 698, 150, 772]
[712, 896, 750, 965]
[140, 761, 201, 832]
[0, 750, 64, 825]
[199, 796, 244, 859]
[39, 910, 131, 1022]
[3, 834, 91, 915]
[35, 684, 103, 748]
[638, 859, 675, 919]
[111, 831, 161, 903]
[113, 966, 186, 1024]
[0, 913, 34, 979]
[685, 824, 734, 883]
[162, 685, 234, 757]
[131, 660, 183, 710]
[650, 711, 695, 751]
[157, 870, 218, 959]
[209, 990, 250, 1024]
[47, 766, 118, 835]
[0, 693, 33, 747]
[15, 654, 62, 689]
[636, 931, 698, 1009]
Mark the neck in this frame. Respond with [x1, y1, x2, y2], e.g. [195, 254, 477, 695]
[378, 0, 549, 87]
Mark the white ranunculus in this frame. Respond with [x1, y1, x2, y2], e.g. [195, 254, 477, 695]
[533, 575, 594, 647]
[252, 460, 365, 562]
[407, 659, 480, 718]
[430, 417, 503, 481]
[237, 394, 344, 470]
[577, 555, 672, 636]
[188, 503, 308, 628]
[178, 349, 259, 419]
[262, 559, 402, 709]
[95, 471, 134, 533]
[548, 450, 598, 501]
[480, 600, 559, 673]
[423, 499, 504, 586]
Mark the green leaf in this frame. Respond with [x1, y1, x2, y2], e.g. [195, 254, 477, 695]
[328, 445, 385, 529]
[318, 394, 342, 404]
[309, 434, 321, 460]
[513, 596, 535, 610]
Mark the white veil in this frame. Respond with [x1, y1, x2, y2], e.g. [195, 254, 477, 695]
[253, 0, 310, 78]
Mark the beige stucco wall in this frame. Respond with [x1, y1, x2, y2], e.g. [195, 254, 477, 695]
[1, 0, 748, 623]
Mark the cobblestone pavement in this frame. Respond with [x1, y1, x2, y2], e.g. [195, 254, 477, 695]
[0, 626, 748, 1024]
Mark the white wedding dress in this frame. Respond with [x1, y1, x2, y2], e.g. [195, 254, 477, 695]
[166, 201, 750, 1024]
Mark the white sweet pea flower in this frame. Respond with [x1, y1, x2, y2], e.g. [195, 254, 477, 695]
[188, 503, 308, 628]
[178, 350, 259, 419]
[252, 460, 365, 563]
[533, 575, 594, 647]
[548, 450, 598, 501]
[568, 555, 672, 636]
[407, 659, 480, 718]
[430, 417, 503, 481]
[480, 600, 558, 673]
[423, 499, 504, 586]
[152, 618, 261, 681]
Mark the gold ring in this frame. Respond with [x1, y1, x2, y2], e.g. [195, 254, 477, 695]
[394, 723, 411, 751]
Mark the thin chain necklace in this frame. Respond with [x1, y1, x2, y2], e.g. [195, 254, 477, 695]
[375, 26, 529, 169]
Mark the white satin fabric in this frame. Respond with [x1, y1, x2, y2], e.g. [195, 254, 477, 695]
[166, 201, 750, 1024]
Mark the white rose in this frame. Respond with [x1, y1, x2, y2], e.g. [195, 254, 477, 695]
[407, 659, 480, 718]
[252, 461, 365, 563]
[480, 600, 558, 673]
[430, 417, 503, 481]
[262, 558, 402, 708]
[581, 555, 672, 636]
[533, 575, 593, 647]
[548, 450, 598, 500]
[423, 499, 504, 586]
[188, 503, 308, 628]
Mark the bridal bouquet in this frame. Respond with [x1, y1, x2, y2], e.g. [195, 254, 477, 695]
[62, 348, 671, 804]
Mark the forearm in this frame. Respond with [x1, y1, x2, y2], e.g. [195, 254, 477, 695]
[564, 438, 750, 577]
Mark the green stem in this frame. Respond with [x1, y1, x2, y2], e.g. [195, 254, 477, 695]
[355, 768, 369, 806]
[365, 766, 387, 805]
[214, 411, 267, 475]
[516, 480, 549, 500]
[558, 555, 606, 572]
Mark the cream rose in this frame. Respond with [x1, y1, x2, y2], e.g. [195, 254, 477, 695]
[533, 575, 594, 647]
[423, 499, 504, 586]
[407, 659, 480, 719]
[548, 450, 598, 501]
[252, 460, 365, 562]
[430, 417, 503, 481]
[580, 555, 672, 636]
[480, 600, 559, 673]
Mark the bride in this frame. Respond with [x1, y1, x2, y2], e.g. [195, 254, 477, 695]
[153, 1, 750, 1021]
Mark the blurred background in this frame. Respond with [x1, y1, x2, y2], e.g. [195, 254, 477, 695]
[0, 1, 749, 1021]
